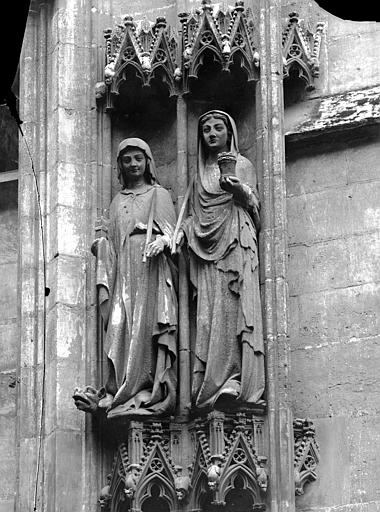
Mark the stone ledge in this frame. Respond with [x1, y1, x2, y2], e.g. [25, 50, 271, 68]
[286, 86, 380, 140]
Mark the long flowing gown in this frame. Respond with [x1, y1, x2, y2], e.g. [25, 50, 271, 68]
[184, 150, 265, 409]
[95, 184, 177, 417]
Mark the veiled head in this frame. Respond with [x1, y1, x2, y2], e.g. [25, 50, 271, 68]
[117, 138, 157, 187]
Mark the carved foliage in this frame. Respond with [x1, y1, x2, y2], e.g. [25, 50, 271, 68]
[103, 15, 179, 106]
[282, 12, 325, 90]
[180, 0, 259, 93]
[293, 418, 320, 496]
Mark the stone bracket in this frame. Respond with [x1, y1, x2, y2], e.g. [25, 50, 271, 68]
[99, 413, 267, 511]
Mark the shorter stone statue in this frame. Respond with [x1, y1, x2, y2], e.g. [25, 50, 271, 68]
[74, 138, 178, 419]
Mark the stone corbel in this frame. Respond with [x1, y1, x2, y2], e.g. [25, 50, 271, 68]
[293, 418, 320, 496]
[282, 12, 326, 91]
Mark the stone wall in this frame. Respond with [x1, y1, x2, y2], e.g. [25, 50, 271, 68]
[0, 179, 18, 512]
[287, 127, 380, 511]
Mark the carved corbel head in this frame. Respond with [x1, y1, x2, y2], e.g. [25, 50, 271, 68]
[221, 35, 231, 57]
[104, 63, 116, 85]
[141, 53, 152, 74]
[175, 475, 191, 502]
[72, 386, 106, 413]
[124, 464, 140, 499]
[207, 455, 222, 490]
[99, 484, 111, 510]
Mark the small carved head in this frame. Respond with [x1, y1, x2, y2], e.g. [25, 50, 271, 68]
[72, 385, 105, 413]
[95, 81, 107, 100]
[98, 484, 111, 509]
[175, 475, 191, 502]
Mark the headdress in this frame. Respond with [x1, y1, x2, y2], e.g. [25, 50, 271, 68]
[117, 137, 158, 186]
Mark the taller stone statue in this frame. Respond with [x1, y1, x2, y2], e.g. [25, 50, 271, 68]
[177, 111, 265, 410]
[90, 138, 178, 418]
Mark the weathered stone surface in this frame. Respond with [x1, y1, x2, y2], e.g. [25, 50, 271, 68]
[347, 139, 380, 184]
[288, 232, 380, 296]
[50, 43, 93, 110]
[291, 335, 380, 418]
[287, 148, 348, 198]
[49, 161, 92, 211]
[288, 181, 380, 245]
[285, 87, 380, 137]
[47, 255, 87, 309]
[295, 416, 380, 511]
[0, 263, 17, 319]
[0, 321, 18, 371]
[0, 181, 18, 264]
[291, 282, 380, 348]
[44, 430, 86, 511]
[47, 205, 88, 258]
[46, 303, 85, 363]
[45, 359, 85, 435]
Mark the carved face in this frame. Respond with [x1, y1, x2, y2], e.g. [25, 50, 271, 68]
[119, 148, 147, 184]
[72, 385, 101, 413]
[201, 116, 229, 153]
[176, 489, 186, 501]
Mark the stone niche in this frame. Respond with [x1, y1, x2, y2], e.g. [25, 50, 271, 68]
[72, 1, 320, 511]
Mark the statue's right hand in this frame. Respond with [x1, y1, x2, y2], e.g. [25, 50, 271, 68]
[175, 229, 185, 251]
[91, 237, 106, 256]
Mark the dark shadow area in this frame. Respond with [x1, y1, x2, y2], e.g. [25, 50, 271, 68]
[188, 51, 256, 121]
[283, 67, 307, 109]
[141, 484, 170, 512]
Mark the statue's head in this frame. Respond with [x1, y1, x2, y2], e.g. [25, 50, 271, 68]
[118, 147, 148, 185]
[199, 110, 233, 155]
[117, 138, 157, 188]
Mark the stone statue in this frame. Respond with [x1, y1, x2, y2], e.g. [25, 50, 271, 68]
[176, 110, 265, 410]
[90, 138, 178, 418]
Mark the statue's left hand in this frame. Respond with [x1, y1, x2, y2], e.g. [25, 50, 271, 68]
[146, 236, 166, 258]
[220, 175, 241, 194]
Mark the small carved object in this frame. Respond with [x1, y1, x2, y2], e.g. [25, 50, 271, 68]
[207, 455, 222, 490]
[256, 456, 268, 493]
[124, 464, 140, 499]
[174, 474, 191, 502]
[95, 81, 107, 101]
[99, 482, 111, 511]
[293, 418, 320, 495]
[72, 385, 106, 413]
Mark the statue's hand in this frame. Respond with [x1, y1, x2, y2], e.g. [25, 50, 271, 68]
[219, 175, 241, 194]
[146, 236, 166, 258]
[91, 237, 106, 256]
[175, 229, 185, 251]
